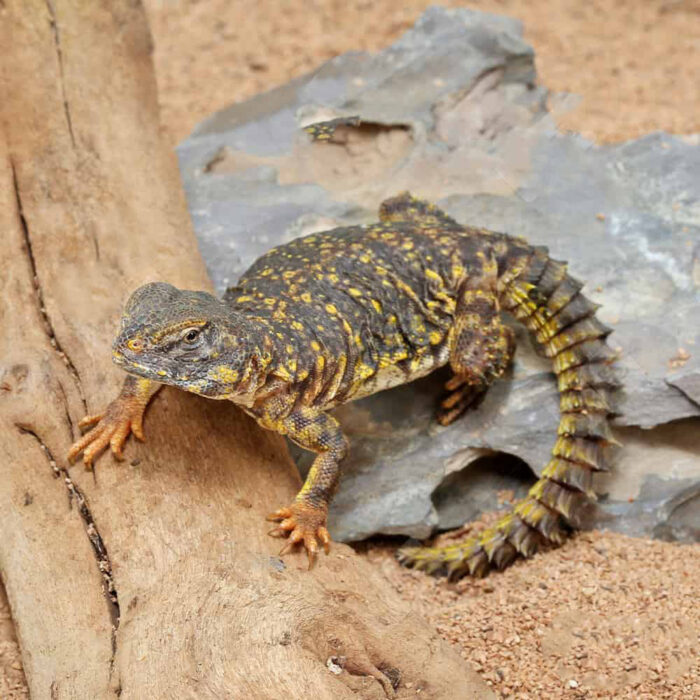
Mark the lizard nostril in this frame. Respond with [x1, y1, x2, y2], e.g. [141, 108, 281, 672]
[127, 338, 144, 352]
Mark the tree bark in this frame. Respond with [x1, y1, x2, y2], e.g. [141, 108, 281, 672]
[0, 1, 491, 698]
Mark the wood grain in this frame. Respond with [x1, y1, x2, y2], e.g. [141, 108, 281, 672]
[0, 1, 490, 698]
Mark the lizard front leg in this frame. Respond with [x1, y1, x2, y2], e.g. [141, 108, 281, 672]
[263, 407, 348, 567]
[67, 375, 161, 467]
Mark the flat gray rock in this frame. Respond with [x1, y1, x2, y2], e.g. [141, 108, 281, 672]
[178, 7, 700, 543]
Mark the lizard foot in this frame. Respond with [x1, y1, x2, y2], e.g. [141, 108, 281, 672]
[67, 394, 147, 468]
[266, 501, 331, 568]
[436, 376, 484, 426]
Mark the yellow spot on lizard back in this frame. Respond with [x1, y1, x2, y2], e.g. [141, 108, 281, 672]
[274, 365, 292, 381]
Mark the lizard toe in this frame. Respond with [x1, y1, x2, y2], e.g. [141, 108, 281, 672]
[78, 413, 104, 430]
[267, 501, 332, 566]
[266, 507, 293, 522]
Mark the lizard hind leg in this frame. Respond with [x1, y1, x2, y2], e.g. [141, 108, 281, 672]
[436, 288, 515, 426]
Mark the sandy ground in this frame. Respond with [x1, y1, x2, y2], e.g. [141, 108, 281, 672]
[361, 531, 699, 698]
[2, 1, 699, 697]
[144, 0, 700, 145]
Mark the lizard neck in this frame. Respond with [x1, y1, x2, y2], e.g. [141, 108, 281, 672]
[204, 314, 275, 400]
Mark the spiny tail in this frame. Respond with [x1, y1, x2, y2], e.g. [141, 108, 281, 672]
[398, 243, 620, 579]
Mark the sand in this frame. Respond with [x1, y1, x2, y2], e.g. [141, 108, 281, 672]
[2, 1, 699, 697]
[144, 0, 700, 146]
[361, 532, 700, 697]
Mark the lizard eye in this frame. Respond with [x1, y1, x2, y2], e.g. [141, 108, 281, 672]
[183, 328, 201, 344]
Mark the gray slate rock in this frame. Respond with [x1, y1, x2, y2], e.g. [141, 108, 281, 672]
[178, 7, 700, 543]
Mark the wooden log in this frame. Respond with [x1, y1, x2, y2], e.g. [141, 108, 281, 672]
[0, 1, 491, 697]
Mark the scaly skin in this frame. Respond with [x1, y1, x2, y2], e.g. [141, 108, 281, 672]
[68, 193, 618, 574]
[67, 375, 161, 467]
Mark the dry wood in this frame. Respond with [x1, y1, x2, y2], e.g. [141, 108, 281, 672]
[0, 1, 491, 698]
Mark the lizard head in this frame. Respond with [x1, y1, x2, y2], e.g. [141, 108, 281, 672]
[112, 282, 267, 399]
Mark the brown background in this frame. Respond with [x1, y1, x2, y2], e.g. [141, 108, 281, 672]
[147, 0, 700, 147]
[2, 1, 699, 697]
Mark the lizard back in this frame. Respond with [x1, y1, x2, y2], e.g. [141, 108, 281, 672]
[224, 219, 494, 407]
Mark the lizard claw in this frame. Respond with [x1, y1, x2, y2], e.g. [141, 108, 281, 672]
[266, 507, 294, 522]
[67, 394, 148, 468]
[267, 502, 331, 568]
[78, 413, 103, 430]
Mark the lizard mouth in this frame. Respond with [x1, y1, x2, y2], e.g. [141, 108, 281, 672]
[112, 345, 167, 381]
[112, 345, 220, 396]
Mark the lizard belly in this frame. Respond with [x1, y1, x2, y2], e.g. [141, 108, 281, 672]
[345, 341, 451, 403]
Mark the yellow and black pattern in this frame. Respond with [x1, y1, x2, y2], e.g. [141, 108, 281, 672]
[223, 201, 478, 410]
[92, 191, 618, 572]
[397, 242, 619, 578]
[436, 287, 515, 426]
